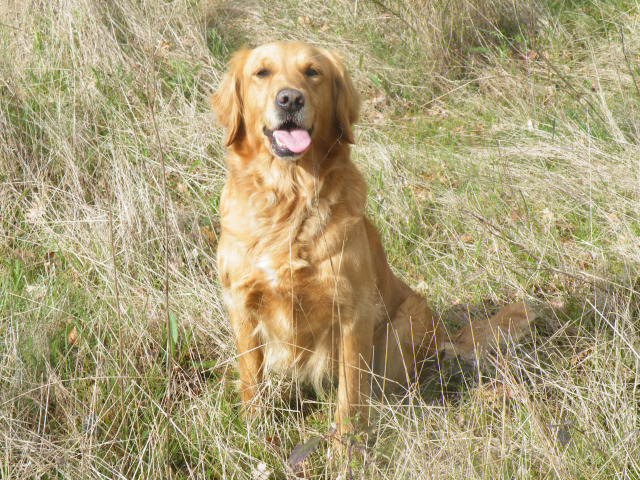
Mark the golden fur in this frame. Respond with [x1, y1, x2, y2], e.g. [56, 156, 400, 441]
[210, 41, 534, 431]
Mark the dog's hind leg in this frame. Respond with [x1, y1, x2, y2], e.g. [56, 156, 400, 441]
[371, 292, 443, 396]
[443, 301, 535, 362]
[370, 297, 535, 396]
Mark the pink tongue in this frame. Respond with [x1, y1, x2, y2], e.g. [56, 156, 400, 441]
[273, 129, 311, 153]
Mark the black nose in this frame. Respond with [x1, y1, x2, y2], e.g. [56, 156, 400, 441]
[276, 89, 305, 113]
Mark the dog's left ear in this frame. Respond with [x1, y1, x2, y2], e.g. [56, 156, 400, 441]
[208, 48, 250, 147]
[325, 50, 360, 144]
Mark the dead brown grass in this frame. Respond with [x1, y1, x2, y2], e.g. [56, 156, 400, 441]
[1, 0, 639, 478]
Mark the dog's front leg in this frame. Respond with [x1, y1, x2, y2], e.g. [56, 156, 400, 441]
[334, 321, 373, 435]
[229, 311, 264, 418]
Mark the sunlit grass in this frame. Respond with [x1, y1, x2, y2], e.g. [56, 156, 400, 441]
[1, 0, 639, 478]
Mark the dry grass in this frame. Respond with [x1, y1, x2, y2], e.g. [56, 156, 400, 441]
[372, 0, 537, 76]
[1, 0, 639, 478]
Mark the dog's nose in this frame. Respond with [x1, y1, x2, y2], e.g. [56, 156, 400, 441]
[276, 89, 305, 113]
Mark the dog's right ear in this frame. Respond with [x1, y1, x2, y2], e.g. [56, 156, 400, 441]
[208, 48, 250, 147]
[324, 50, 360, 144]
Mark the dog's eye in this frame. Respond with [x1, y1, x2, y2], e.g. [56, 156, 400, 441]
[255, 69, 270, 78]
[305, 67, 319, 77]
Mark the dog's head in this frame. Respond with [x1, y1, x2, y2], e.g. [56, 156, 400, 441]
[210, 42, 360, 160]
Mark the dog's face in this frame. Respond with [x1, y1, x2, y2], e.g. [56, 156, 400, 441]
[210, 42, 360, 160]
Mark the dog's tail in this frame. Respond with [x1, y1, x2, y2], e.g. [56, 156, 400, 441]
[443, 301, 536, 362]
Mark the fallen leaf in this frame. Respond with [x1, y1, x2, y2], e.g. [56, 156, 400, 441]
[67, 325, 79, 345]
[174, 367, 203, 397]
[548, 297, 565, 310]
[478, 381, 514, 405]
[25, 199, 46, 225]
[605, 212, 620, 224]
[372, 112, 388, 125]
[142, 347, 159, 367]
[570, 345, 594, 370]
[251, 461, 272, 480]
[509, 205, 521, 222]
[542, 208, 555, 223]
[158, 40, 172, 52]
[25, 284, 46, 300]
[517, 50, 538, 61]
[460, 234, 474, 244]
[427, 104, 448, 117]
[470, 124, 484, 136]
[44, 251, 56, 267]
[369, 92, 390, 109]
[289, 436, 322, 466]
[547, 420, 572, 448]
[556, 427, 571, 447]
[202, 226, 217, 244]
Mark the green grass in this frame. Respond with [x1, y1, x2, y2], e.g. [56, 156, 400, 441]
[1, 0, 639, 478]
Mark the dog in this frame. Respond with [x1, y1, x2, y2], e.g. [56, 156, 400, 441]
[209, 41, 533, 432]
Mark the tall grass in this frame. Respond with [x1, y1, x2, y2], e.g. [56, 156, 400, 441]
[372, 0, 537, 75]
[1, 0, 639, 478]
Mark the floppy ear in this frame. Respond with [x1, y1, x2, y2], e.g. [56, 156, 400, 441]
[325, 50, 361, 144]
[208, 48, 250, 147]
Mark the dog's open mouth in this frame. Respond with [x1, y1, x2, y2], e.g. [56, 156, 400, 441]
[263, 122, 312, 157]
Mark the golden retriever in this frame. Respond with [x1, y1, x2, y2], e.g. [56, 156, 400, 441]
[210, 41, 533, 433]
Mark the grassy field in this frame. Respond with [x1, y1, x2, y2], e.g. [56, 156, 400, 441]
[1, 0, 639, 478]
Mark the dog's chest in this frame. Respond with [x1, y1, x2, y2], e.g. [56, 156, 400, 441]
[250, 275, 340, 384]
[245, 196, 333, 284]
[218, 166, 371, 384]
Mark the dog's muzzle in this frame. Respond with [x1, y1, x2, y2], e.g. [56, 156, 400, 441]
[263, 89, 312, 158]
